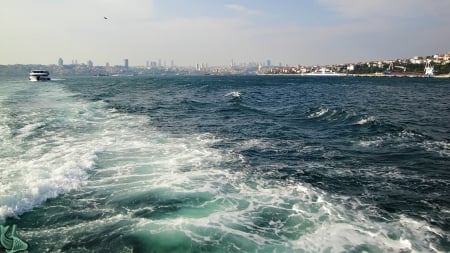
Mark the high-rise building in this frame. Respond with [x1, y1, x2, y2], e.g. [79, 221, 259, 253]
[58, 58, 64, 66]
[124, 59, 129, 69]
[267, 59, 271, 67]
[87, 60, 93, 68]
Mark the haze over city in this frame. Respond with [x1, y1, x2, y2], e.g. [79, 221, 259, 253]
[1, 0, 450, 66]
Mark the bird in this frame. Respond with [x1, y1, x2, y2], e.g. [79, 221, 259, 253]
[104, 17, 108, 19]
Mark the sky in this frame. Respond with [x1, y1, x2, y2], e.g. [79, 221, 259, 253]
[1, 0, 450, 66]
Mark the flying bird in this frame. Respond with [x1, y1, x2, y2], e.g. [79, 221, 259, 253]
[104, 17, 108, 19]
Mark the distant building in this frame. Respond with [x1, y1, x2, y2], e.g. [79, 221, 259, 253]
[58, 58, 64, 66]
[267, 59, 271, 67]
[444, 52, 450, 63]
[124, 59, 129, 69]
[87, 60, 93, 68]
[410, 56, 424, 64]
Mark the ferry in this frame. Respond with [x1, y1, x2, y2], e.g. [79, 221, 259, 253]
[29, 70, 51, 81]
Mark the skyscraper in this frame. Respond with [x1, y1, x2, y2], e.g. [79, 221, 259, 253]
[124, 59, 129, 69]
[58, 58, 64, 66]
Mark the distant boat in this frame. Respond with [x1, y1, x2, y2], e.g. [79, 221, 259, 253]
[29, 70, 51, 81]
[303, 68, 346, 76]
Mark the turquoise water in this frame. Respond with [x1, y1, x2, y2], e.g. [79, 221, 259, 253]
[1, 76, 449, 252]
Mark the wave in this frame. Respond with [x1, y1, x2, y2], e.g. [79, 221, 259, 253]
[422, 140, 450, 157]
[306, 107, 383, 128]
[355, 116, 376, 125]
[307, 106, 329, 118]
[357, 129, 426, 148]
[225, 91, 241, 98]
[306, 106, 359, 125]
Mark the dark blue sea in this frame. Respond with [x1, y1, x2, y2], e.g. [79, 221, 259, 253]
[1, 75, 449, 252]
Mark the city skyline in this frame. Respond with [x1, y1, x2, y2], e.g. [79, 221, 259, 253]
[1, 1, 450, 66]
[40, 50, 450, 70]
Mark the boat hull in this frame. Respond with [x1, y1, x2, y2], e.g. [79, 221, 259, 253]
[29, 76, 51, 82]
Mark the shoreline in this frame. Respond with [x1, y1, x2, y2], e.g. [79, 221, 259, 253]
[259, 73, 450, 78]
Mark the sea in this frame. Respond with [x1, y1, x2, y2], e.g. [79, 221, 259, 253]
[0, 75, 449, 253]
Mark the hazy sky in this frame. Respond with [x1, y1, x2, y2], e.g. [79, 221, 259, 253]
[1, 0, 449, 66]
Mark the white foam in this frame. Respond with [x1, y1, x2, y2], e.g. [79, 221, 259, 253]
[308, 107, 328, 118]
[423, 140, 450, 157]
[122, 176, 446, 252]
[355, 116, 376, 125]
[357, 129, 424, 148]
[225, 91, 241, 98]
[0, 85, 103, 221]
[358, 138, 384, 147]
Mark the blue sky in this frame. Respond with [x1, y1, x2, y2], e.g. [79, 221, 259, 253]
[1, 0, 449, 66]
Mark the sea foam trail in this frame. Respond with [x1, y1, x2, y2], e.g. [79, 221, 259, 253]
[0, 82, 101, 221]
[15, 116, 442, 252]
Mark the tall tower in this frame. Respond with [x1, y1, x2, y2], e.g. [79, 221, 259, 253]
[124, 59, 129, 69]
[58, 58, 64, 66]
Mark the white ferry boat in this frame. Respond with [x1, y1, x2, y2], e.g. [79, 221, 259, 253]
[29, 70, 51, 81]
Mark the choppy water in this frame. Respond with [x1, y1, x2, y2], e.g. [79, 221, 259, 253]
[1, 75, 449, 252]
